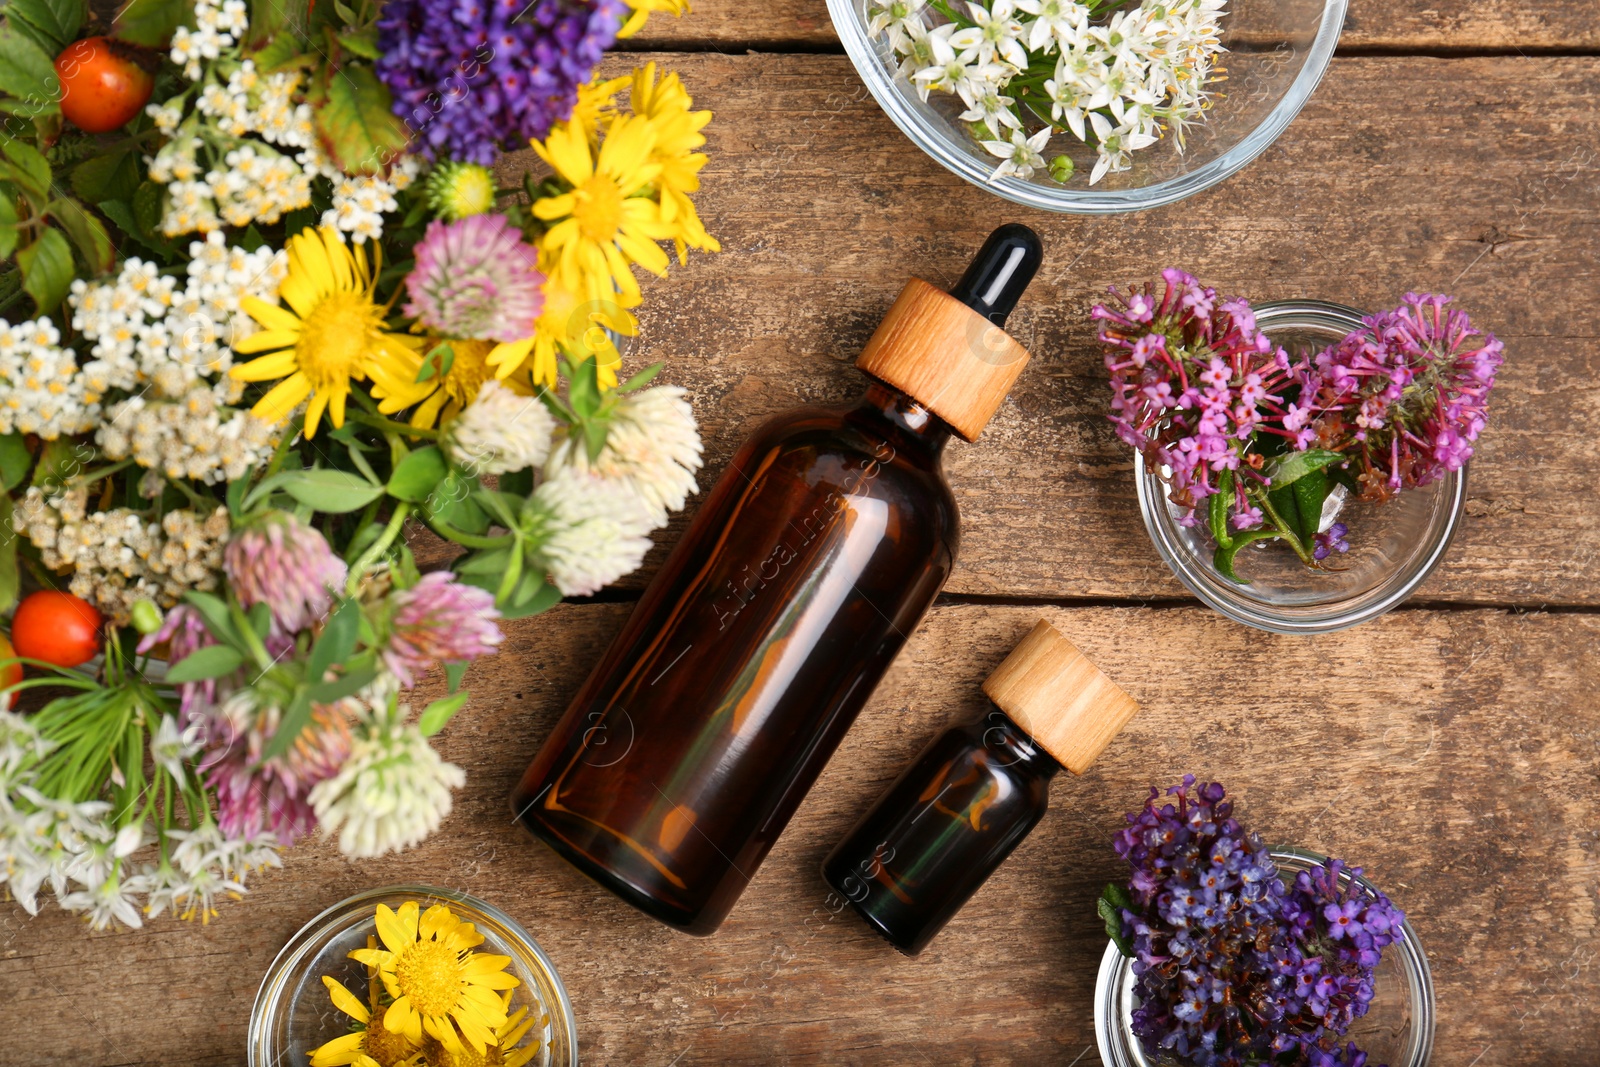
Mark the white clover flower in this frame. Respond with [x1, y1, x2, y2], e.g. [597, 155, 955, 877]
[981, 125, 1052, 181]
[309, 716, 465, 860]
[545, 386, 704, 529]
[445, 379, 556, 476]
[531, 468, 656, 597]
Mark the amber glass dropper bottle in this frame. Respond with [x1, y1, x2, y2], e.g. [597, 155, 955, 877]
[510, 225, 1044, 935]
[823, 619, 1138, 955]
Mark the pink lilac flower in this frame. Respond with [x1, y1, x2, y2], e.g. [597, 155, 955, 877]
[380, 571, 504, 687]
[1095, 270, 1301, 531]
[140, 605, 219, 719]
[404, 214, 545, 342]
[1298, 293, 1502, 501]
[200, 693, 355, 845]
[223, 513, 347, 636]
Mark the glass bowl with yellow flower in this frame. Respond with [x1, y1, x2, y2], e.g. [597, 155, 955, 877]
[249, 886, 576, 1067]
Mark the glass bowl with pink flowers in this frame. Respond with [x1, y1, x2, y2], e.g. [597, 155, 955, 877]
[1100, 279, 1499, 634]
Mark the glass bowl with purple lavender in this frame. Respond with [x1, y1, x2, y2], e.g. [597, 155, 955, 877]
[1094, 778, 1435, 1067]
[1098, 271, 1503, 634]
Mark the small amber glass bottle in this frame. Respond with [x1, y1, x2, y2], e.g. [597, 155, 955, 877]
[823, 620, 1138, 955]
[511, 226, 1045, 935]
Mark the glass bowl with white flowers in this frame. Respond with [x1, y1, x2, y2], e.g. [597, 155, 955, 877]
[828, 0, 1348, 211]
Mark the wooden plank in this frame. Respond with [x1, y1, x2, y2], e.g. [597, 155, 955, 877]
[3, 601, 1595, 1064]
[629, 0, 1600, 52]
[473, 51, 1600, 607]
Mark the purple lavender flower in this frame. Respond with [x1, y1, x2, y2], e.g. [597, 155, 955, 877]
[376, 0, 624, 164]
[380, 571, 504, 687]
[404, 214, 544, 342]
[223, 513, 347, 636]
[1111, 777, 1405, 1067]
[1313, 522, 1350, 561]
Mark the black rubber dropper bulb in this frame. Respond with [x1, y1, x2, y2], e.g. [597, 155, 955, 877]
[947, 223, 1044, 327]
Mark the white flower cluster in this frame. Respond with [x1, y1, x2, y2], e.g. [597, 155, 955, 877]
[547, 385, 704, 528]
[532, 468, 656, 597]
[872, 0, 1227, 184]
[308, 711, 465, 860]
[98, 383, 280, 485]
[444, 379, 556, 476]
[0, 317, 99, 438]
[168, 0, 249, 80]
[70, 236, 286, 403]
[13, 487, 231, 623]
[322, 162, 419, 245]
[0, 711, 280, 930]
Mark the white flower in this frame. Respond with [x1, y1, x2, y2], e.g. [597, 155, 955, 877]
[150, 715, 203, 787]
[531, 469, 655, 597]
[60, 876, 144, 930]
[0, 711, 50, 778]
[545, 386, 704, 529]
[1043, 48, 1111, 141]
[1088, 110, 1156, 183]
[445, 380, 557, 476]
[914, 24, 979, 95]
[1015, 0, 1089, 51]
[980, 125, 1052, 181]
[948, 0, 1027, 69]
[309, 716, 465, 860]
[958, 74, 1021, 131]
[868, 0, 928, 51]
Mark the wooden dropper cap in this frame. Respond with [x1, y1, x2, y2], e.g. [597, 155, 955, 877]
[856, 225, 1041, 442]
[981, 620, 1138, 775]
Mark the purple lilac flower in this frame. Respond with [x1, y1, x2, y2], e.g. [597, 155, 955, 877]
[1113, 777, 1405, 1067]
[1095, 270, 1303, 532]
[1313, 522, 1350, 561]
[200, 693, 355, 845]
[376, 0, 624, 165]
[381, 571, 504, 687]
[1298, 293, 1502, 501]
[404, 214, 544, 342]
[140, 605, 218, 719]
[223, 513, 347, 636]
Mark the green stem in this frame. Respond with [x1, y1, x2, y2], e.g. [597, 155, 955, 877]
[346, 410, 439, 441]
[71, 458, 136, 486]
[263, 416, 303, 479]
[1251, 486, 1314, 564]
[347, 501, 413, 595]
[421, 513, 513, 550]
[164, 475, 208, 508]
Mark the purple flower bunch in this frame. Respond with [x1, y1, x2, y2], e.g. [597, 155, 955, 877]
[1291, 293, 1504, 503]
[1096, 269, 1299, 529]
[1109, 777, 1405, 1067]
[376, 0, 625, 164]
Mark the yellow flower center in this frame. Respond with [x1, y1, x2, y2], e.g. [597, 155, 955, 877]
[442, 339, 494, 407]
[394, 939, 463, 1018]
[574, 173, 625, 244]
[424, 1037, 492, 1067]
[363, 1018, 421, 1066]
[296, 292, 379, 388]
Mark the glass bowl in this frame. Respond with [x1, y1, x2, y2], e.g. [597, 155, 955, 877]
[827, 0, 1347, 212]
[1135, 300, 1467, 635]
[1094, 846, 1436, 1067]
[248, 885, 578, 1067]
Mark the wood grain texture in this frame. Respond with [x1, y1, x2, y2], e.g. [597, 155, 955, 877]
[482, 51, 1600, 607]
[3, 602, 1595, 1065]
[627, 0, 1600, 51]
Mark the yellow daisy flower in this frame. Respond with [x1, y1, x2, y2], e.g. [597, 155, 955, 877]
[230, 226, 421, 438]
[372, 338, 539, 428]
[531, 114, 676, 310]
[616, 0, 689, 39]
[487, 260, 636, 389]
[629, 62, 720, 262]
[567, 73, 630, 144]
[307, 971, 422, 1067]
[421, 990, 542, 1067]
[350, 901, 520, 1056]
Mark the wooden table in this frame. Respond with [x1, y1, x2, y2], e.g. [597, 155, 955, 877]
[5, 2, 1599, 1063]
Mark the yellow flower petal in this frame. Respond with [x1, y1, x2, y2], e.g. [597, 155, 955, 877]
[243, 297, 303, 333]
[229, 349, 300, 381]
[307, 1031, 367, 1067]
[250, 372, 313, 424]
[385, 995, 423, 1044]
[322, 976, 371, 1025]
[304, 389, 329, 438]
[232, 330, 300, 356]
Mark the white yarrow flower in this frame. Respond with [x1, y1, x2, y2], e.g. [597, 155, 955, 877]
[445, 380, 557, 476]
[309, 717, 465, 860]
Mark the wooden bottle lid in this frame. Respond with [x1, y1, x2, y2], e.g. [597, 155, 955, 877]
[856, 278, 1031, 442]
[981, 620, 1138, 775]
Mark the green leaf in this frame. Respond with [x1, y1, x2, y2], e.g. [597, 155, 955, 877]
[181, 589, 240, 644]
[443, 659, 468, 693]
[615, 361, 663, 394]
[29, 436, 80, 487]
[1265, 448, 1345, 491]
[248, 34, 305, 72]
[225, 469, 252, 516]
[247, 600, 272, 639]
[387, 445, 447, 503]
[132, 179, 163, 235]
[263, 689, 312, 759]
[280, 468, 385, 513]
[307, 596, 359, 682]
[8, 0, 87, 53]
[0, 188, 16, 260]
[46, 198, 113, 273]
[70, 150, 136, 204]
[497, 466, 533, 498]
[1207, 469, 1235, 552]
[417, 691, 468, 737]
[499, 572, 560, 619]
[568, 355, 600, 418]
[422, 469, 489, 535]
[244, 0, 308, 50]
[0, 23, 59, 105]
[1292, 469, 1332, 547]
[312, 62, 409, 176]
[337, 28, 379, 59]
[452, 546, 510, 576]
[306, 661, 376, 703]
[111, 0, 191, 45]
[96, 197, 174, 258]
[17, 227, 72, 313]
[0, 432, 32, 489]
[164, 644, 245, 682]
[1099, 884, 1137, 958]
[415, 341, 453, 383]
[0, 136, 52, 200]
[0, 493, 17, 615]
[1212, 528, 1280, 585]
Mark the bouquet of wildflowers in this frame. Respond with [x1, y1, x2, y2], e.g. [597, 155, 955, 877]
[1097, 270, 1502, 581]
[868, 0, 1227, 184]
[0, 0, 716, 930]
[1102, 777, 1407, 1067]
